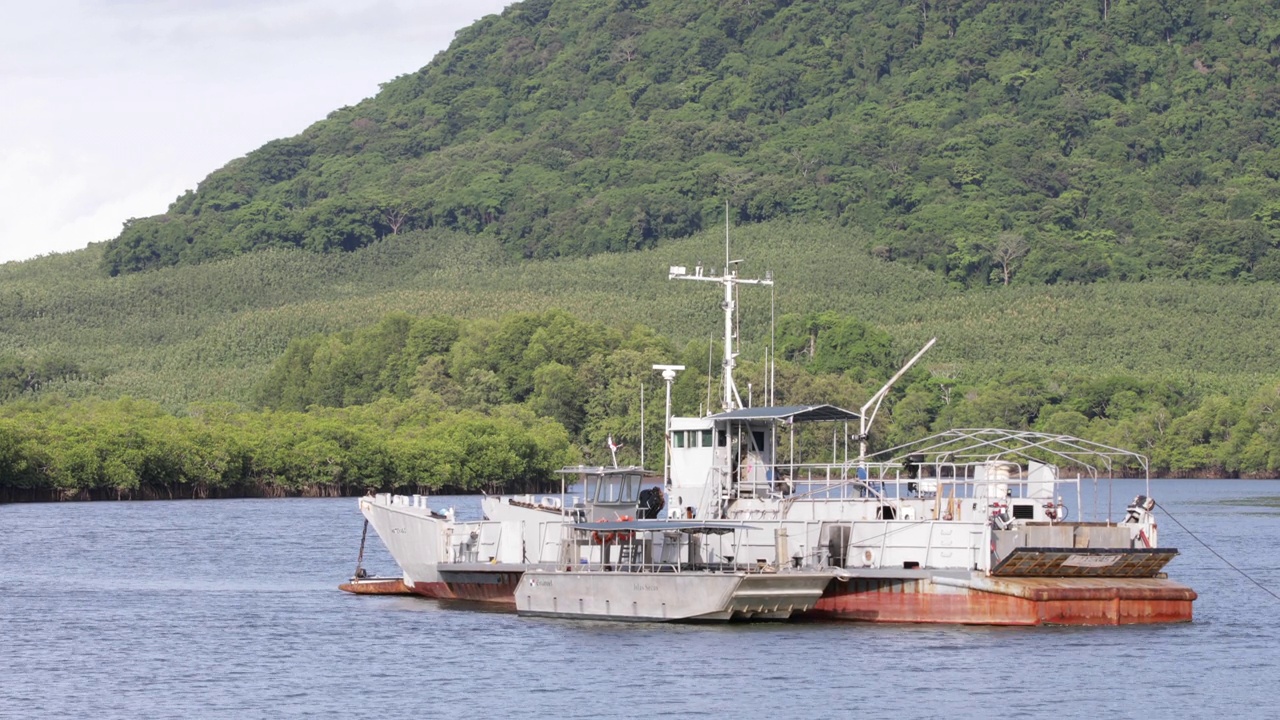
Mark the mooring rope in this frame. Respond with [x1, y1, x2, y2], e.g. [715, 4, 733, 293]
[1156, 501, 1280, 602]
[354, 519, 369, 579]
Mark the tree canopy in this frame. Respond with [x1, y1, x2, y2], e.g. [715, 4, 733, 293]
[10, 304, 1280, 502]
[100, 0, 1280, 287]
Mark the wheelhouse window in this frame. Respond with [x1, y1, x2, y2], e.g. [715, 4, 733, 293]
[701, 429, 713, 447]
[596, 477, 619, 502]
[591, 472, 641, 503]
[621, 473, 640, 502]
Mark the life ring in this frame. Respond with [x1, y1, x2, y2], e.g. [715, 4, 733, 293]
[591, 518, 612, 544]
[615, 515, 634, 542]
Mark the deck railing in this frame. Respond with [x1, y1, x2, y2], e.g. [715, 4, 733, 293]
[722, 460, 1082, 503]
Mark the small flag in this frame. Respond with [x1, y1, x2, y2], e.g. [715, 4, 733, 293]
[607, 435, 623, 468]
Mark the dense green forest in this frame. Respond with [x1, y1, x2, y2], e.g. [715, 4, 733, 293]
[7, 225, 1280, 406]
[103, 0, 1280, 286]
[5, 0, 1280, 499]
[0, 396, 574, 501]
[248, 307, 1280, 478]
[7, 222, 1280, 498]
[7, 286, 1280, 501]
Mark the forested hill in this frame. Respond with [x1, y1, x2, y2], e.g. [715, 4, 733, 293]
[103, 0, 1280, 286]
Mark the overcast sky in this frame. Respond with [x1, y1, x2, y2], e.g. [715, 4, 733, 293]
[0, 0, 512, 265]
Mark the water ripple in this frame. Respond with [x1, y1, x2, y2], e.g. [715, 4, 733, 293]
[1, 480, 1278, 719]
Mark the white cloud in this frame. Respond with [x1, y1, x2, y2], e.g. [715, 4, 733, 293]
[0, 0, 512, 264]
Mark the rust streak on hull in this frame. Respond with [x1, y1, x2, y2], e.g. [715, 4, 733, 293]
[444, 581, 520, 604]
[405, 581, 456, 599]
[806, 577, 1195, 625]
[403, 574, 522, 606]
[435, 571, 522, 604]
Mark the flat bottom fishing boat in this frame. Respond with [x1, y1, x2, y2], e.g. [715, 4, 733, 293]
[516, 521, 834, 622]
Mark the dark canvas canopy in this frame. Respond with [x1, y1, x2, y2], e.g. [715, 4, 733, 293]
[708, 404, 861, 423]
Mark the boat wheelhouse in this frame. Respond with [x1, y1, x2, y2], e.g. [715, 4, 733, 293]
[668, 404, 864, 518]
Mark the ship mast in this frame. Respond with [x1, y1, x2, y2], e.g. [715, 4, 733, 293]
[668, 204, 773, 412]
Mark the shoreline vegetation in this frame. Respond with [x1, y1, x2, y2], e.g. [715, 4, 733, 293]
[6, 308, 1280, 504]
[0, 484, 358, 504]
[0, 394, 575, 506]
[2, 473, 1269, 505]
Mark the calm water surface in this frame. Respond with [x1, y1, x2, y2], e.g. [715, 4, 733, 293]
[3, 479, 1278, 719]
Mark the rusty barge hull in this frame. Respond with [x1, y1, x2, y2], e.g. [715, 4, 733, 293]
[345, 569, 1194, 625]
[805, 574, 1196, 625]
[342, 564, 527, 604]
[338, 575, 522, 604]
[338, 577, 412, 595]
[431, 568, 523, 604]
